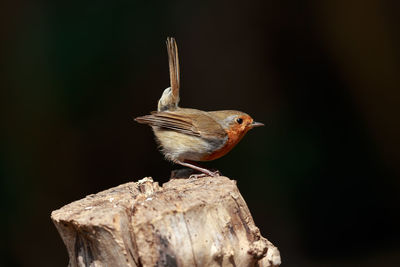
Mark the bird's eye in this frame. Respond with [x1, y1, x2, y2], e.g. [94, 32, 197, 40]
[236, 118, 243, 124]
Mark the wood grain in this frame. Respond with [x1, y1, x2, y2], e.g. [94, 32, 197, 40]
[51, 176, 281, 267]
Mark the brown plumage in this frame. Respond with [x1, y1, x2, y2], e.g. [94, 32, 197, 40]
[135, 37, 263, 176]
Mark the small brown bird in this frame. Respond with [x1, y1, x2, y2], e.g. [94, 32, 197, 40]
[135, 37, 263, 176]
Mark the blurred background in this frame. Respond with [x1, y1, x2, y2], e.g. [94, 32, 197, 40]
[1, 0, 400, 266]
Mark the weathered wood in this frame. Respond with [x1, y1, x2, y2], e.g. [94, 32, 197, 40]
[51, 175, 281, 267]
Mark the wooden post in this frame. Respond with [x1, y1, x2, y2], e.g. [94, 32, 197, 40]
[51, 175, 281, 266]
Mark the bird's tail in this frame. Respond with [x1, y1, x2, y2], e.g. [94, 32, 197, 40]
[158, 37, 180, 112]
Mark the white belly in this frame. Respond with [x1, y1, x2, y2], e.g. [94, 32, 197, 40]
[153, 128, 226, 162]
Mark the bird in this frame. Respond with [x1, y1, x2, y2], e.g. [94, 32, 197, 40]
[135, 37, 264, 176]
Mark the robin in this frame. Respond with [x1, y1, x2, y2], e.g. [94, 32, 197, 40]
[135, 37, 264, 176]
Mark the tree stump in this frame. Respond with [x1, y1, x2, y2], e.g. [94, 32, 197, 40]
[51, 175, 281, 267]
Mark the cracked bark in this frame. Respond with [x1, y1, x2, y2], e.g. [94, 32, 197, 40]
[51, 175, 281, 267]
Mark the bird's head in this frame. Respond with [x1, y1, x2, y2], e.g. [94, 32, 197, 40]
[208, 110, 264, 138]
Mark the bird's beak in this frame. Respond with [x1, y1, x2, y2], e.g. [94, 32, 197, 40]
[251, 121, 264, 128]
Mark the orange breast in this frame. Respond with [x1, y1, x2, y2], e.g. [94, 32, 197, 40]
[201, 128, 246, 161]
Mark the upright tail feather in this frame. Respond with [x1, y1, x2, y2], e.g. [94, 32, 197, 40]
[167, 37, 180, 102]
[158, 37, 180, 111]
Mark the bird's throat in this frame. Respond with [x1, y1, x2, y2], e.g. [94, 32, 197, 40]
[202, 128, 247, 161]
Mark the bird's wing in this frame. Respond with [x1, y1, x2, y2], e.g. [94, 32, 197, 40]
[135, 110, 226, 139]
[135, 111, 200, 136]
[167, 37, 180, 104]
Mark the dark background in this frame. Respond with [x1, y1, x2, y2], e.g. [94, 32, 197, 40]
[1, 0, 400, 266]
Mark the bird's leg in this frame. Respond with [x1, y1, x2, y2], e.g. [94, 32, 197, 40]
[175, 160, 219, 177]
